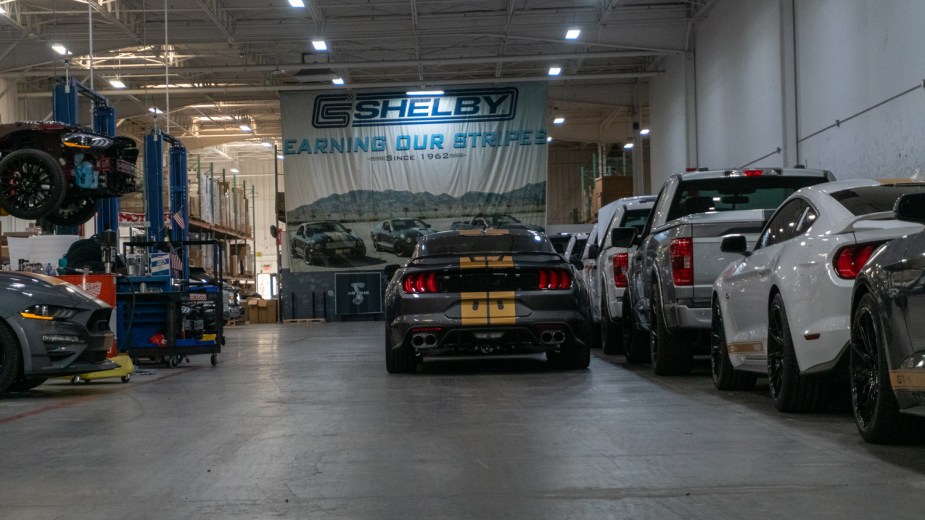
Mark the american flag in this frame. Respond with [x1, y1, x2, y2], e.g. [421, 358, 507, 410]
[170, 251, 183, 271]
[172, 211, 185, 229]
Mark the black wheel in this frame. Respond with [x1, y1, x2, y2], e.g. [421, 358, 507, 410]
[43, 191, 99, 226]
[385, 324, 416, 373]
[0, 149, 68, 220]
[210, 353, 218, 367]
[372, 236, 381, 251]
[850, 293, 924, 443]
[649, 289, 692, 375]
[711, 298, 757, 390]
[169, 356, 180, 368]
[121, 374, 132, 383]
[767, 293, 829, 412]
[71, 376, 83, 385]
[393, 242, 405, 257]
[622, 298, 650, 364]
[6, 377, 47, 392]
[601, 303, 624, 355]
[547, 324, 591, 370]
[0, 323, 23, 393]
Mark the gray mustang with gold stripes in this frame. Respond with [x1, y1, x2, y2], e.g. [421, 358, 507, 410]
[384, 228, 592, 372]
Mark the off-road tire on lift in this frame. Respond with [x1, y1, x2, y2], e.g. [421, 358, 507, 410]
[44, 191, 99, 226]
[0, 149, 68, 220]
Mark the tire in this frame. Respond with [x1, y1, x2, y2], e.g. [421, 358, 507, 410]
[0, 324, 23, 393]
[385, 324, 417, 373]
[43, 192, 98, 226]
[767, 293, 829, 412]
[711, 298, 757, 390]
[6, 377, 46, 392]
[303, 247, 313, 264]
[547, 323, 591, 370]
[372, 238, 381, 252]
[121, 374, 132, 383]
[850, 293, 924, 443]
[0, 149, 68, 220]
[601, 303, 624, 355]
[649, 288, 692, 375]
[622, 298, 650, 364]
[393, 242, 405, 257]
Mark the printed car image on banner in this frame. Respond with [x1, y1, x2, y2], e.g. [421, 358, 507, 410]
[279, 83, 548, 272]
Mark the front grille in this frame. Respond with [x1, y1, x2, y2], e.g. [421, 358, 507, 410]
[87, 309, 112, 333]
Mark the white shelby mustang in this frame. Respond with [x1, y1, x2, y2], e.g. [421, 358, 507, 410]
[711, 179, 925, 412]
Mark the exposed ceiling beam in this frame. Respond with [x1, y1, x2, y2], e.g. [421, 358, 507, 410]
[88, 0, 143, 43]
[196, 0, 236, 44]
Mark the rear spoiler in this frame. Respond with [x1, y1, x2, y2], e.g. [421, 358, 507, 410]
[833, 211, 895, 234]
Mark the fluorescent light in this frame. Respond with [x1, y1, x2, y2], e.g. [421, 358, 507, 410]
[109, 79, 126, 89]
[312, 40, 327, 51]
[262, 142, 273, 148]
[230, 168, 240, 173]
[624, 143, 634, 150]
[51, 43, 70, 55]
[565, 29, 581, 40]
[553, 117, 565, 125]
[289, 0, 306, 7]
[332, 77, 345, 86]
[407, 90, 444, 96]
[548, 66, 561, 76]
[546, 136, 553, 142]
[0, 7, 6, 15]
[276, 155, 285, 160]
[640, 128, 651, 136]
[239, 124, 252, 132]
[148, 107, 163, 114]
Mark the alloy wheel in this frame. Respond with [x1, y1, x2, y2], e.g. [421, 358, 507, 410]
[851, 305, 881, 430]
[767, 306, 785, 398]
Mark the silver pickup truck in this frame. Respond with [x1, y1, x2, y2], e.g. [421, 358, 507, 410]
[620, 168, 835, 374]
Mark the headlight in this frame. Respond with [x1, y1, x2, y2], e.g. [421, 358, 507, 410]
[62, 133, 112, 149]
[21, 305, 79, 321]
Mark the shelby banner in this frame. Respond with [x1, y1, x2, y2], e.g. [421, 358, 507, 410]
[280, 83, 548, 273]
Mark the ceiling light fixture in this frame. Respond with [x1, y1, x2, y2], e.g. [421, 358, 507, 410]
[312, 40, 328, 51]
[0, 7, 6, 15]
[547, 136, 553, 142]
[148, 107, 163, 115]
[548, 66, 561, 76]
[230, 168, 240, 173]
[332, 77, 345, 86]
[553, 117, 565, 124]
[407, 90, 444, 96]
[262, 142, 273, 149]
[277, 155, 285, 160]
[624, 143, 634, 150]
[640, 128, 651, 136]
[289, 0, 306, 7]
[565, 29, 581, 40]
[239, 124, 252, 133]
[109, 79, 126, 89]
[51, 43, 70, 55]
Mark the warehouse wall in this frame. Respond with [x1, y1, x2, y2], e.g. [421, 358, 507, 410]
[547, 145, 597, 225]
[650, 0, 925, 181]
[0, 79, 16, 124]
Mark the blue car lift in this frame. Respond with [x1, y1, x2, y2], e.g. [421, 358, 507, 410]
[51, 77, 120, 235]
[116, 129, 223, 367]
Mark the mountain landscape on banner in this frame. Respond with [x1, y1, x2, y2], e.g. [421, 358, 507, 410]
[287, 182, 546, 224]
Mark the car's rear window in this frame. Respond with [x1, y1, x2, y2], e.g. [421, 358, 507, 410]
[620, 208, 652, 232]
[549, 236, 571, 253]
[419, 233, 553, 256]
[667, 176, 826, 221]
[830, 185, 925, 216]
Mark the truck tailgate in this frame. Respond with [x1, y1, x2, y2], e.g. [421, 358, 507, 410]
[689, 211, 768, 301]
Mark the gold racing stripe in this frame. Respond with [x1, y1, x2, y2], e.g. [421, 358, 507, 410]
[457, 230, 484, 236]
[460, 291, 489, 326]
[890, 370, 925, 391]
[486, 256, 514, 268]
[459, 255, 514, 269]
[460, 256, 486, 269]
[488, 291, 517, 325]
[726, 341, 764, 354]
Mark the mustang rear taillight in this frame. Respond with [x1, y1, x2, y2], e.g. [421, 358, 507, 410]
[613, 253, 629, 288]
[537, 269, 572, 290]
[402, 272, 438, 293]
[670, 237, 694, 286]
[834, 242, 881, 279]
[743, 169, 763, 176]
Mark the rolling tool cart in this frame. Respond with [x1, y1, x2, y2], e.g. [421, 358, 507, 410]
[116, 240, 225, 367]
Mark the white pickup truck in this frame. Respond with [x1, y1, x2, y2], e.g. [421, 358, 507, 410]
[620, 168, 835, 374]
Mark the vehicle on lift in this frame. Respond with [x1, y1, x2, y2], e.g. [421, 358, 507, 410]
[621, 167, 835, 375]
[450, 214, 545, 233]
[595, 196, 657, 357]
[384, 228, 591, 373]
[370, 217, 436, 256]
[0, 121, 139, 226]
[712, 180, 925, 414]
[291, 220, 366, 265]
[0, 272, 117, 394]
[850, 192, 925, 443]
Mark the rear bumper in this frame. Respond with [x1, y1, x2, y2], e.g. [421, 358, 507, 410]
[664, 301, 711, 330]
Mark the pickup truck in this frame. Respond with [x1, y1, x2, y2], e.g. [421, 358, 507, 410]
[620, 168, 835, 374]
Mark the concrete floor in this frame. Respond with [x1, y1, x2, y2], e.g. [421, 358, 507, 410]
[1, 322, 924, 519]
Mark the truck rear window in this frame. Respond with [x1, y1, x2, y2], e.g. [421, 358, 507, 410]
[667, 177, 826, 221]
[620, 208, 652, 232]
[830, 185, 925, 216]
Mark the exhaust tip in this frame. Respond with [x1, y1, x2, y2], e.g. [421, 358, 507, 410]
[411, 334, 425, 347]
[424, 334, 437, 346]
[552, 331, 565, 343]
[540, 331, 553, 344]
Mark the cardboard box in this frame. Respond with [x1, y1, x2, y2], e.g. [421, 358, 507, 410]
[246, 298, 260, 324]
[255, 298, 279, 324]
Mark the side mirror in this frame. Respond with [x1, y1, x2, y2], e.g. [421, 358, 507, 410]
[720, 234, 750, 255]
[586, 243, 600, 259]
[270, 225, 278, 239]
[610, 227, 637, 248]
[346, 228, 353, 233]
[894, 193, 925, 223]
[570, 259, 584, 270]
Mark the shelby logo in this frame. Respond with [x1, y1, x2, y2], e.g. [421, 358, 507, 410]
[312, 88, 518, 128]
[349, 282, 370, 305]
